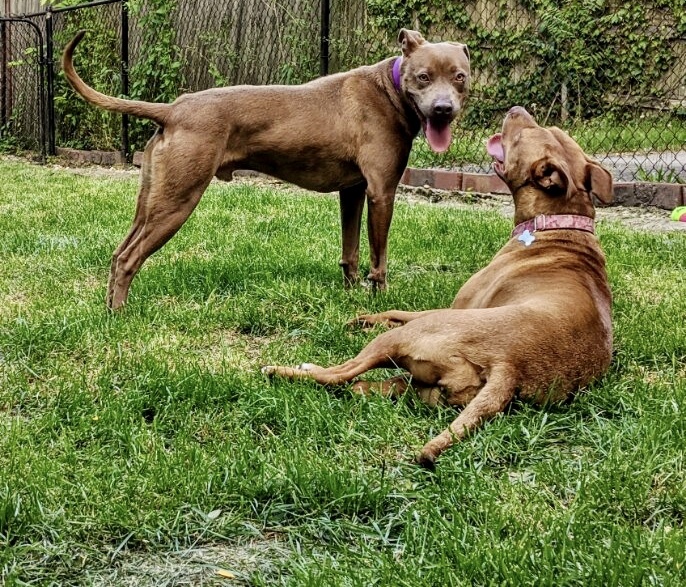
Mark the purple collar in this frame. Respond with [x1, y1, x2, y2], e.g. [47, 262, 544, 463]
[511, 214, 595, 238]
[392, 57, 403, 91]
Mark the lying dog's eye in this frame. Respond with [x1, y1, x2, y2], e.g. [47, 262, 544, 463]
[455, 73, 466, 83]
[417, 73, 431, 83]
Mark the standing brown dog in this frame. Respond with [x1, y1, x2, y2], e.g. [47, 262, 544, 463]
[263, 107, 614, 468]
[61, 30, 470, 309]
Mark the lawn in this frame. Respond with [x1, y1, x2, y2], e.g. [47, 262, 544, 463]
[0, 157, 684, 586]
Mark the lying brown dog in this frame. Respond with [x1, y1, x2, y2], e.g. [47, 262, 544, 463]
[61, 30, 470, 309]
[263, 107, 614, 468]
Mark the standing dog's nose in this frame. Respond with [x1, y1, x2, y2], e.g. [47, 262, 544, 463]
[432, 100, 454, 118]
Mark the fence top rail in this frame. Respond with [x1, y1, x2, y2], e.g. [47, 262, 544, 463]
[3, 0, 121, 19]
[0, 16, 45, 39]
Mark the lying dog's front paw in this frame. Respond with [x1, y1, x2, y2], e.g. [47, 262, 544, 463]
[346, 315, 374, 328]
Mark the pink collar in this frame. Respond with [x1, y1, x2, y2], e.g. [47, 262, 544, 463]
[392, 57, 403, 91]
[511, 214, 595, 238]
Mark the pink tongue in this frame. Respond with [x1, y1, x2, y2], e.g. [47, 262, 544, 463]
[487, 133, 504, 161]
[425, 120, 452, 153]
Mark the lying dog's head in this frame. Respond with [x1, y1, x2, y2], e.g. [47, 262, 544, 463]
[397, 29, 470, 154]
[487, 107, 613, 222]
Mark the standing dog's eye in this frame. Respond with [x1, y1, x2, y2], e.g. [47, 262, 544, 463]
[455, 73, 466, 83]
[417, 73, 431, 83]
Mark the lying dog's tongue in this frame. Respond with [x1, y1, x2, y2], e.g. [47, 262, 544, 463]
[487, 133, 504, 162]
[425, 120, 452, 153]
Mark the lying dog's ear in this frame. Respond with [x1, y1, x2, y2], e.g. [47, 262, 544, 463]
[585, 160, 613, 204]
[530, 157, 569, 197]
[398, 29, 426, 56]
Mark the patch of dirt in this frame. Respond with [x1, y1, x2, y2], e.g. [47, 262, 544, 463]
[397, 184, 686, 233]
[88, 539, 290, 586]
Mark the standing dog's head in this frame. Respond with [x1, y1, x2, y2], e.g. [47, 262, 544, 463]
[397, 29, 470, 153]
[487, 107, 613, 222]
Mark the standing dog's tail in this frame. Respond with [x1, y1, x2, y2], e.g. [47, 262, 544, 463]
[62, 31, 171, 126]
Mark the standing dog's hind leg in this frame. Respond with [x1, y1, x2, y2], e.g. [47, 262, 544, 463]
[107, 136, 159, 308]
[108, 143, 218, 309]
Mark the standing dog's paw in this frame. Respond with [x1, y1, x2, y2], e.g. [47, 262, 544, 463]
[361, 277, 387, 293]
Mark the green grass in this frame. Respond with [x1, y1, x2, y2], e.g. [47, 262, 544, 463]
[1, 158, 685, 585]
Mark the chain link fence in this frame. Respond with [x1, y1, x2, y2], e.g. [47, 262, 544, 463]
[0, 16, 46, 159]
[1, 0, 684, 182]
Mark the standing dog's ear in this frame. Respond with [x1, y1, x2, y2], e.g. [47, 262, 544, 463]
[398, 29, 426, 56]
[448, 42, 470, 61]
[585, 160, 613, 204]
[530, 157, 569, 197]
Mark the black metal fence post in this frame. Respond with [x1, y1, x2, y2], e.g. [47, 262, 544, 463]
[45, 5, 55, 156]
[120, 0, 129, 163]
[319, 0, 329, 77]
[1, 20, 7, 128]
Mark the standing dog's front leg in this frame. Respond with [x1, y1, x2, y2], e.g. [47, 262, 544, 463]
[339, 184, 366, 287]
[365, 180, 399, 289]
[361, 153, 408, 289]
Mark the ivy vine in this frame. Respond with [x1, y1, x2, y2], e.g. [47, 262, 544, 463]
[367, 0, 683, 127]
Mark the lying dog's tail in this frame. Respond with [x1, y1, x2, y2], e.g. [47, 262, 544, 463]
[62, 31, 170, 126]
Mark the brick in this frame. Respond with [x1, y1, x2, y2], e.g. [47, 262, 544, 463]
[400, 167, 434, 187]
[92, 150, 115, 165]
[611, 182, 635, 206]
[461, 172, 509, 194]
[56, 147, 127, 167]
[132, 151, 144, 167]
[56, 147, 88, 164]
[648, 183, 683, 210]
[610, 182, 682, 209]
[432, 169, 462, 191]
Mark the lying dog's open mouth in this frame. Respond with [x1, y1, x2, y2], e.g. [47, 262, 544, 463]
[487, 132, 505, 177]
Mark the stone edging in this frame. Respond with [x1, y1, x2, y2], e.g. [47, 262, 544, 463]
[55, 148, 685, 211]
[401, 167, 685, 210]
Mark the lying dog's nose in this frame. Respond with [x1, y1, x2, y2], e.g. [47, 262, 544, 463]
[432, 100, 454, 118]
[508, 105, 528, 116]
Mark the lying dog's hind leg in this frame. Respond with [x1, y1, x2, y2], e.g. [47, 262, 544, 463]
[417, 364, 516, 469]
[263, 327, 403, 385]
[353, 376, 445, 407]
[339, 184, 366, 287]
[351, 374, 410, 398]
